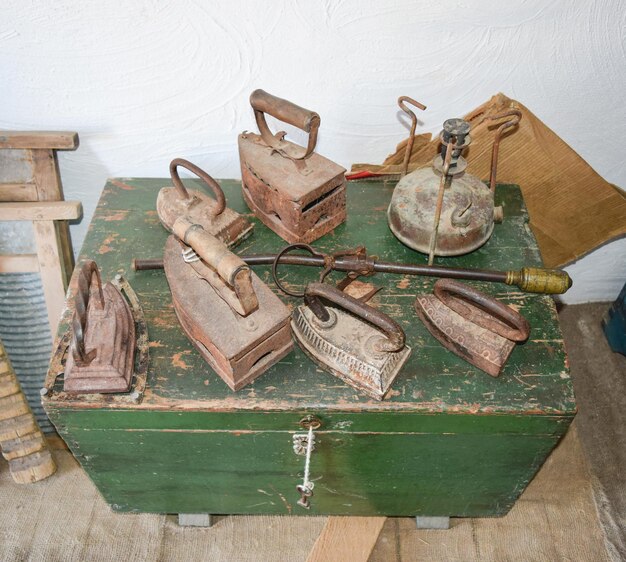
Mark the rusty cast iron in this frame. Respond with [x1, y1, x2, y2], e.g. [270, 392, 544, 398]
[133, 244, 573, 295]
[291, 283, 411, 400]
[163, 224, 293, 391]
[388, 97, 522, 259]
[414, 279, 530, 377]
[238, 89, 347, 244]
[157, 158, 253, 248]
[63, 260, 136, 393]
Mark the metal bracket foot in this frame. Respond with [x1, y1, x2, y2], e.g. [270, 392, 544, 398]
[178, 513, 213, 527]
[415, 516, 450, 530]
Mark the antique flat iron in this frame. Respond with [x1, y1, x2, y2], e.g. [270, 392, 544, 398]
[239, 89, 347, 244]
[388, 96, 522, 264]
[415, 279, 530, 377]
[291, 283, 411, 400]
[157, 158, 253, 248]
[164, 217, 293, 391]
[64, 260, 135, 393]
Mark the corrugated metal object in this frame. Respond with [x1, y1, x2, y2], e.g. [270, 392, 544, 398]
[0, 272, 54, 433]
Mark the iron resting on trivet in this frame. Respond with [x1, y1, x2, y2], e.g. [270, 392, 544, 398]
[63, 260, 136, 393]
[157, 158, 253, 248]
[388, 96, 521, 264]
[415, 279, 531, 377]
[239, 89, 347, 243]
[163, 216, 293, 391]
[291, 283, 411, 400]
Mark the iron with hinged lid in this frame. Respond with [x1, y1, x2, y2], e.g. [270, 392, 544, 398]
[239, 89, 347, 244]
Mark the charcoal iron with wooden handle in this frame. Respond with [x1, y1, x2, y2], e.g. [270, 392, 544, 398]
[238, 89, 347, 244]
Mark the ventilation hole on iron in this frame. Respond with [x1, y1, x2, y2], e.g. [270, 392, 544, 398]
[315, 214, 328, 226]
[271, 211, 282, 224]
[251, 350, 274, 368]
[302, 184, 342, 213]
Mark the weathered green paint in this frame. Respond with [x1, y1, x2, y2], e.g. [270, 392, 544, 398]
[44, 178, 575, 516]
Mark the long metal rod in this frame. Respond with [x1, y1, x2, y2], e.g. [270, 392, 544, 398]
[242, 254, 507, 282]
[134, 254, 509, 283]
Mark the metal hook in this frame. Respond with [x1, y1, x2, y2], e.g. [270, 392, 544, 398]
[397, 96, 427, 178]
[485, 109, 522, 193]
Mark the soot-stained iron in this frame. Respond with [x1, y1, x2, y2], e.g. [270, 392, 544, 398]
[414, 279, 530, 377]
[291, 283, 411, 400]
[238, 89, 347, 244]
[388, 96, 522, 264]
[157, 158, 253, 248]
[63, 260, 136, 393]
[164, 217, 293, 391]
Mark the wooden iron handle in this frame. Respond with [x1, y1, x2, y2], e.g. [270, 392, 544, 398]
[250, 89, 320, 160]
[173, 218, 247, 287]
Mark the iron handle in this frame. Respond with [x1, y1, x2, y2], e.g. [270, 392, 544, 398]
[304, 283, 405, 352]
[250, 89, 320, 160]
[169, 158, 226, 217]
[71, 260, 105, 366]
[172, 218, 251, 288]
[434, 279, 530, 342]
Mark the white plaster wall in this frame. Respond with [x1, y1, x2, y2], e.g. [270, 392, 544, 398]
[2, 0, 625, 304]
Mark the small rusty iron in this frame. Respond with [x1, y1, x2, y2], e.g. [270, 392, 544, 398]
[157, 158, 253, 248]
[388, 98, 522, 261]
[291, 283, 411, 400]
[238, 89, 347, 244]
[133, 244, 573, 295]
[163, 221, 293, 391]
[63, 261, 136, 393]
[414, 279, 530, 377]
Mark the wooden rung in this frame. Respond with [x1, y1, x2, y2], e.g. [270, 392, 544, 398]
[0, 254, 39, 273]
[0, 414, 38, 442]
[0, 200, 82, 221]
[0, 131, 79, 150]
[1, 431, 46, 460]
[8, 449, 56, 484]
[0, 183, 39, 202]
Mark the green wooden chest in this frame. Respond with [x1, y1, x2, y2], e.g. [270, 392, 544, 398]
[43, 178, 575, 517]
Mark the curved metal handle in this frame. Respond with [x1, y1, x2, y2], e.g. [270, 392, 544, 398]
[71, 260, 105, 366]
[397, 96, 427, 177]
[169, 158, 226, 217]
[304, 283, 405, 352]
[433, 279, 530, 342]
[485, 109, 522, 193]
[250, 89, 320, 160]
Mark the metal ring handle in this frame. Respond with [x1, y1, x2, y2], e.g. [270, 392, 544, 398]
[250, 89, 320, 161]
[169, 158, 226, 217]
[304, 283, 405, 352]
[272, 243, 326, 297]
[433, 279, 530, 342]
[397, 96, 427, 178]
